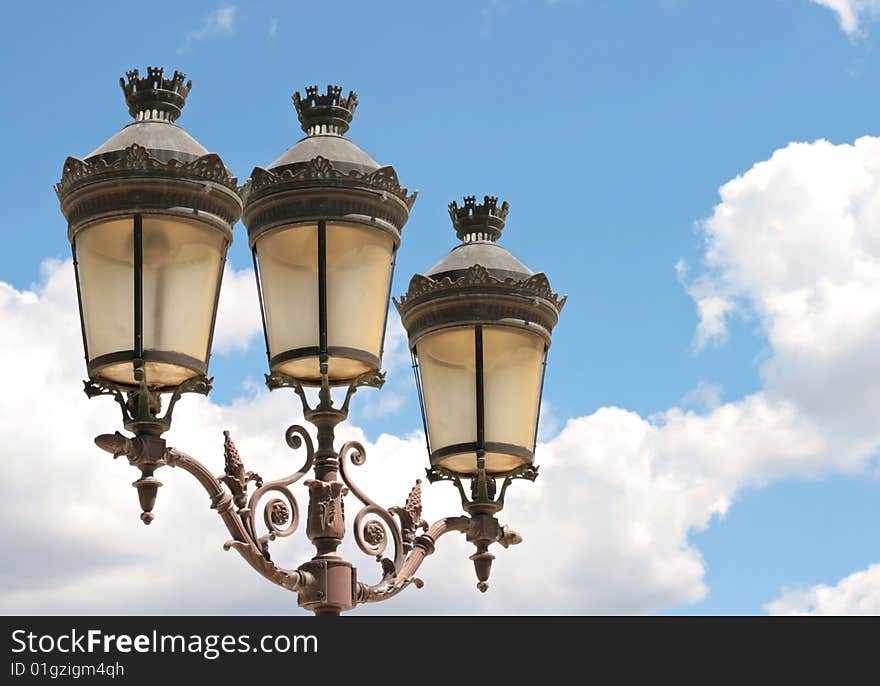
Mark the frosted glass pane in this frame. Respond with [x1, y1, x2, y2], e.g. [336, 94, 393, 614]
[417, 328, 477, 458]
[75, 218, 134, 361]
[256, 225, 320, 365]
[273, 355, 372, 382]
[415, 326, 544, 475]
[142, 216, 226, 362]
[326, 222, 394, 367]
[483, 326, 545, 454]
[436, 451, 523, 475]
[97, 360, 197, 387]
[256, 222, 393, 383]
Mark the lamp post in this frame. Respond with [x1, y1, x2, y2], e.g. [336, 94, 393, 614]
[56, 68, 565, 616]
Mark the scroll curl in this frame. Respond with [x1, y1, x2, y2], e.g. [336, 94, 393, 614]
[339, 441, 405, 579]
[241, 425, 314, 556]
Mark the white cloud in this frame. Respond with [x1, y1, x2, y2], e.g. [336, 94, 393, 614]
[811, 0, 880, 36]
[178, 5, 236, 54]
[268, 17, 278, 38]
[7, 132, 880, 613]
[677, 261, 736, 351]
[686, 137, 880, 440]
[679, 381, 722, 412]
[0, 263, 721, 613]
[766, 564, 880, 614]
[212, 265, 262, 355]
[381, 311, 410, 374]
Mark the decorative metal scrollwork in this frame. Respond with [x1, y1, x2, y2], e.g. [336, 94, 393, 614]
[338, 441, 431, 582]
[91, 365, 530, 613]
[83, 374, 211, 432]
[237, 425, 314, 558]
[338, 440, 410, 580]
[219, 431, 262, 510]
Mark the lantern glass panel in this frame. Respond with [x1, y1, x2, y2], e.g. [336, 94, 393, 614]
[416, 327, 477, 466]
[74, 215, 226, 388]
[255, 221, 394, 383]
[482, 326, 545, 467]
[75, 218, 134, 363]
[141, 216, 226, 382]
[325, 221, 394, 376]
[415, 325, 546, 475]
[256, 224, 320, 379]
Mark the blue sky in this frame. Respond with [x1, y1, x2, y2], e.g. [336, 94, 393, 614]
[4, 0, 880, 615]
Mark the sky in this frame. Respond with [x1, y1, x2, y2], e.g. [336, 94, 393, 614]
[3, 0, 880, 615]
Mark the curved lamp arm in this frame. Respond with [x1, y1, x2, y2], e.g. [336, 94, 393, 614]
[94, 426, 315, 594]
[356, 516, 470, 603]
[90, 370, 533, 614]
[337, 441, 525, 602]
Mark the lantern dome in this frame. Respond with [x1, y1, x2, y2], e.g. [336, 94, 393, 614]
[56, 67, 241, 234]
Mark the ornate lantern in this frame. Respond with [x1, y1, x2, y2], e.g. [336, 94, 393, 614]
[57, 73, 566, 613]
[241, 85, 416, 387]
[396, 196, 566, 477]
[56, 67, 241, 397]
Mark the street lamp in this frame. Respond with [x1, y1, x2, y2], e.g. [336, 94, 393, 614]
[396, 196, 565, 479]
[56, 68, 565, 615]
[395, 197, 565, 589]
[244, 85, 410, 387]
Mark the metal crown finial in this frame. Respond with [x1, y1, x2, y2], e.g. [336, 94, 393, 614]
[448, 195, 510, 242]
[119, 67, 192, 123]
[292, 84, 359, 136]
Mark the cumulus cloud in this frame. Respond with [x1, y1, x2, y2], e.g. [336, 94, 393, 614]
[212, 265, 262, 355]
[685, 137, 880, 440]
[6, 133, 880, 613]
[766, 564, 880, 614]
[811, 0, 880, 36]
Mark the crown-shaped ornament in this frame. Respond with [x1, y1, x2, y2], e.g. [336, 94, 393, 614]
[119, 67, 192, 122]
[292, 85, 358, 135]
[448, 195, 510, 242]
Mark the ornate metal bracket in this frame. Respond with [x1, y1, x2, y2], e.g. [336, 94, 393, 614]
[426, 462, 539, 514]
[338, 440, 423, 582]
[84, 374, 211, 436]
[265, 367, 385, 420]
[94, 424, 315, 593]
[90, 369, 530, 613]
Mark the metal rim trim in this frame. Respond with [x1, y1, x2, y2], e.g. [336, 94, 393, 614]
[88, 349, 207, 387]
[430, 442, 534, 464]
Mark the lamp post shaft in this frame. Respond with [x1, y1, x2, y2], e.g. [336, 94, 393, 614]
[299, 379, 357, 615]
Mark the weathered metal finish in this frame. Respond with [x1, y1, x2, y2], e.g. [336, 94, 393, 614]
[293, 85, 358, 135]
[84, 375, 211, 436]
[220, 431, 262, 510]
[448, 195, 509, 242]
[240, 85, 416, 248]
[395, 196, 565, 345]
[242, 85, 417, 390]
[76, 204, 540, 611]
[58, 68, 241, 406]
[120, 67, 191, 122]
[88, 353, 528, 611]
[66, 80, 550, 614]
[304, 479, 348, 556]
[56, 67, 241, 239]
[93, 423, 314, 592]
[396, 195, 567, 479]
[395, 264, 565, 346]
[241, 159, 414, 245]
[56, 145, 241, 238]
